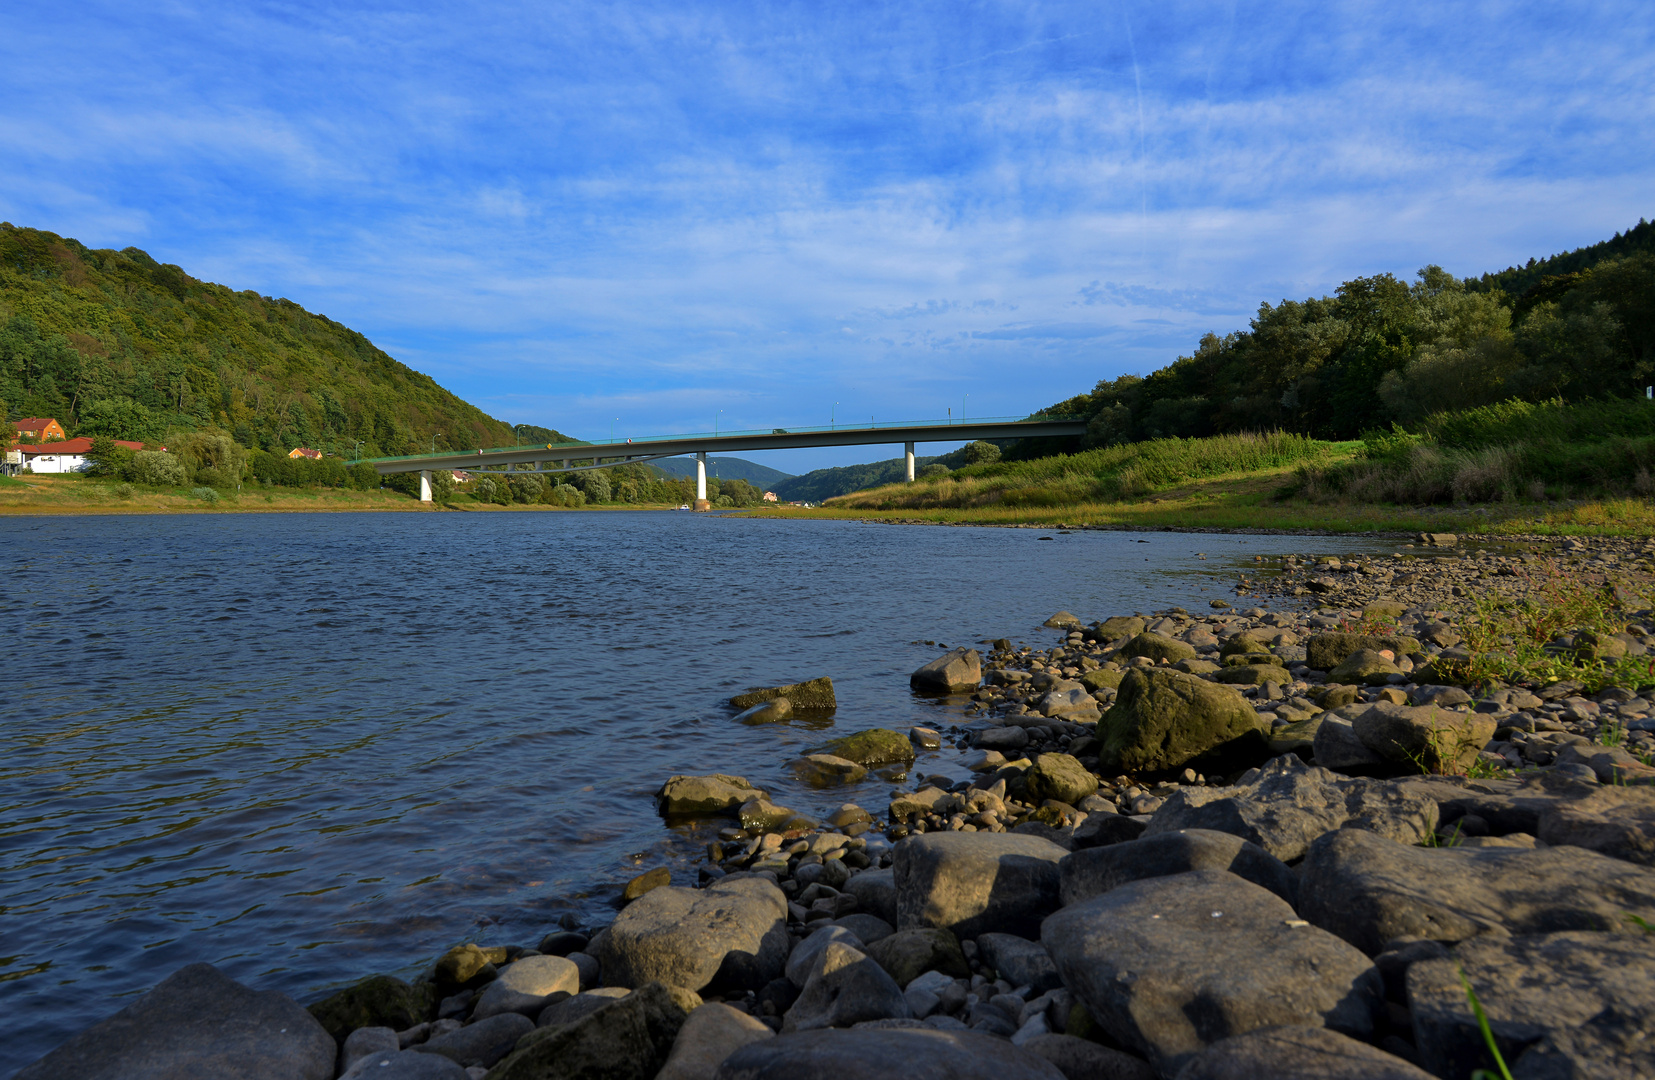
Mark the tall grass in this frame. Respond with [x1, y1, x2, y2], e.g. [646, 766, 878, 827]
[833, 431, 1332, 510]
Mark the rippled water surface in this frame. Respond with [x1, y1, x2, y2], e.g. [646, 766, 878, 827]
[0, 511, 1405, 1070]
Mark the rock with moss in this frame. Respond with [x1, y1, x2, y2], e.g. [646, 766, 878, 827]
[433, 944, 507, 995]
[1113, 632, 1197, 664]
[739, 797, 813, 832]
[487, 982, 697, 1080]
[1096, 669, 1268, 775]
[1328, 649, 1403, 686]
[1212, 663, 1291, 686]
[307, 973, 435, 1043]
[815, 728, 916, 767]
[1025, 753, 1099, 805]
[657, 775, 766, 817]
[1306, 633, 1421, 671]
[1044, 611, 1084, 630]
[1314, 684, 1362, 709]
[1079, 667, 1124, 692]
[1351, 703, 1497, 774]
[1094, 616, 1146, 641]
[733, 698, 793, 724]
[791, 754, 867, 787]
[731, 676, 836, 711]
[1219, 635, 1272, 659]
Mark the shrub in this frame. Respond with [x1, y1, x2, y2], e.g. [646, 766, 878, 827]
[188, 486, 220, 503]
[114, 483, 135, 499]
[918, 463, 950, 479]
[545, 483, 585, 507]
[348, 463, 380, 490]
[127, 451, 188, 487]
[960, 440, 1002, 465]
[508, 473, 544, 503]
[194, 466, 232, 489]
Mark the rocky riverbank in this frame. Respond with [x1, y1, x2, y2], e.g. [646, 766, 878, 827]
[19, 533, 1655, 1080]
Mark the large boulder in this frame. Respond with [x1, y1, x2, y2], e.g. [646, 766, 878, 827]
[911, 649, 983, 693]
[864, 927, 970, 986]
[1142, 756, 1439, 862]
[1079, 667, 1125, 692]
[1114, 632, 1197, 664]
[657, 1002, 774, 1080]
[1310, 717, 1386, 771]
[473, 955, 582, 1019]
[1095, 616, 1147, 640]
[1350, 703, 1496, 774]
[894, 832, 1068, 939]
[307, 973, 434, 1043]
[16, 962, 335, 1080]
[1298, 827, 1655, 954]
[339, 1053, 466, 1079]
[1096, 669, 1268, 776]
[1059, 829, 1294, 907]
[596, 877, 790, 992]
[731, 677, 836, 710]
[1025, 753, 1099, 805]
[1041, 870, 1381, 1077]
[782, 942, 912, 1031]
[714, 1027, 1067, 1080]
[659, 775, 767, 816]
[1326, 650, 1402, 686]
[1537, 783, 1655, 864]
[1019, 1035, 1154, 1080]
[1039, 686, 1102, 721]
[786, 925, 866, 989]
[1306, 633, 1421, 672]
[489, 982, 697, 1080]
[1409, 932, 1655, 1080]
[815, 729, 916, 767]
[1173, 1025, 1433, 1079]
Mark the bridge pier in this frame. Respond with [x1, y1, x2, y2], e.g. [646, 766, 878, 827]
[419, 470, 433, 503]
[694, 452, 711, 511]
[905, 442, 915, 482]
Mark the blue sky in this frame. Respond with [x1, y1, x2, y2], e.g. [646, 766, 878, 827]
[3, 1, 1652, 472]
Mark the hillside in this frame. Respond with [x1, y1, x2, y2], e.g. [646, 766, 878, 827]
[0, 224, 540, 456]
[649, 455, 793, 488]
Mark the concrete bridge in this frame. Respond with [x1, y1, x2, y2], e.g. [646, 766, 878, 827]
[356, 415, 1087, 505]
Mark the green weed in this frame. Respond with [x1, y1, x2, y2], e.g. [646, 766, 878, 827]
[1459, 965, 1514, 1080]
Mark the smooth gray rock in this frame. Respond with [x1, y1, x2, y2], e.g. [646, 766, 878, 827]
[472, 955, 581, 1019]
[975, 726, 1032, 751]
[1172, 1025, 1433, 1079]
[567, 950, 599, 989]
[340, 1051, 467, 1080]
[782, 942, 913, 1032]
[1312, 717, 1387, 770]
[1352, 703, 1496, 774]
[1041, 870, 1382, 1077]
[659, 775, 767, 816]
[1298, 827, 1655, 955]
[864, 927, 970, 986]
[1142, 755, 1438, 862]
[715, 1027, 1067, 1080]
[596, 877, 790, 992]
[832, 913, 895, 944]
[537, 988, 629, 1028]
[343, 1026, 400, 1072]
[1020, 1035, 1154, 1080]
[786, 925, 865, 989]
[1536, 783, 1655, 865]
[976, 933, 1061, 994]
[411, 1011, 532, 1068]
[15, 962, 335, 1080]
[844, 868, 899, 925]
[912, 649, 983, 693]
[1409, 931, 1655, 1080]
[895, 832, 1068, 939]
[657, 1002, 774, 1080]
[1058, 829, 1294, 907]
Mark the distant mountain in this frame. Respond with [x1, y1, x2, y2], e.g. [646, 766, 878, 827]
[649, 455, 793, 488]
[0, 223, 546, 456]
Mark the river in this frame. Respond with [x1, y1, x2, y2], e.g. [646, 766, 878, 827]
[0, 510, 1405, 1070]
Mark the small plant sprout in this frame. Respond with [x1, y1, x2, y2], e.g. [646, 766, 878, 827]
[1458, 964, 1514, 1080]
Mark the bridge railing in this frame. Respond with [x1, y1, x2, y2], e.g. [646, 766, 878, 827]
[354, 414, 1087, 466]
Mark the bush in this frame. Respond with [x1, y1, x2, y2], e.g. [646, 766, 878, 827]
[85, 437, 134, 477]
[918, 463, 950, 479]
[194, 466, 232, 489]
[574, 471, 611, 503]
[960, 440, 1002, 465]
[348, 463, 380, 490]
[545, 483, 586, 507]
[188, 486, 220, 503]
[127, 451, 188, 486]
[508, 473, 544, 503]
[114, 483, 135, 499]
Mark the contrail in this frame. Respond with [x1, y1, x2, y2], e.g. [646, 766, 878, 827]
[938, 32, 1093, 72]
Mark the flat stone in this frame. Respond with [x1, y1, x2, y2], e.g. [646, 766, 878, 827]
[910, 726, 942, 749]
[1041, 871, 1382, 1077]
[596, 877, 790, 993]
[731, 677, 836, 710]
[490, 982, 697, 1080]
[864, 927, 970, 986]
[659, 775, 766, 817]
[1311, 717, 1387, 771]
[1328, 650, 1403, 686]
[473, 955, 582, 1019]
[1298, 827, 1655, 954]
[1173, 1024, 1433, 1079]
[1097, 669, 1268, 776]
[911, 649, 983, 693]
[976, 726, 1032, 751]
[623, 867, 673, 903]
[1039, 687, 1102, 721]
[411, 1011, 532, 1068]
[16, 962, 335, 1080]
[714, 1027, 1067, 1080]
[1044, 611, 1084, 630]
[1019, 1034, 1154, 1080]
[538, 988, 630, 1028]
[657, 1002, 773, 1080]
[1409, 932, 1655, 1080]
[1114, 632, 1197, 664]
[1536, 783, 1655, 864]
[894, 832, 1068, 939]
[783, 943, 911, 1032]
[832, 913, 894, 944]
[1142, 756, 1439, 862]
[793, 754, 868, 787]
[815, 729, 917, 767]
[1059, 829, 1294, 907]
[1351, 703, 1496, 774]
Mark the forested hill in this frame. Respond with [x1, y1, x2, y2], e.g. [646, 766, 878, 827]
[0, 223, 541, 455]
[1019, 217, 1655, 458]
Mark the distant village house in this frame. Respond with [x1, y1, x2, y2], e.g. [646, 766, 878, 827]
[287, 447, 324, 460]
[12, 418, 66, 443]
[762, 491, 778, 502]
[14, 437, 145, 474]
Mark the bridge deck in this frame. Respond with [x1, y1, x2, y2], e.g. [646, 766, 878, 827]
[361, 415, 1087, 475]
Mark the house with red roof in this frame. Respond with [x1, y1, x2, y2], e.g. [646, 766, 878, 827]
[288, 447, 324, 460]
[16, 437, 145, 474]
[12, 418, 66, 443]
